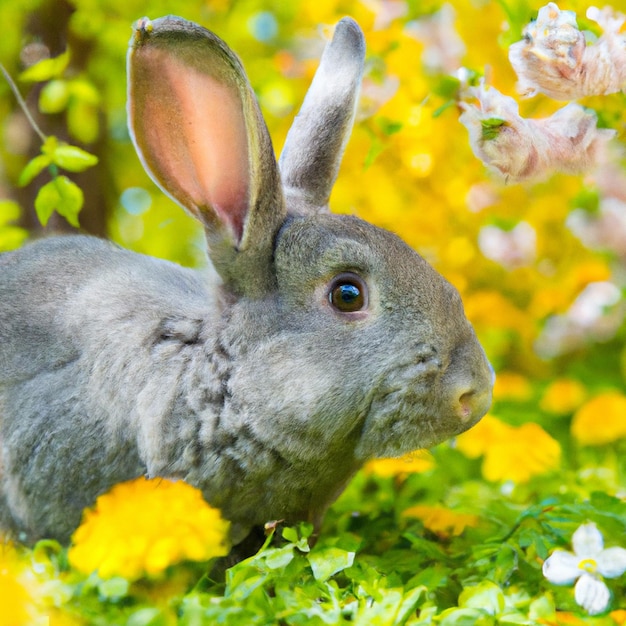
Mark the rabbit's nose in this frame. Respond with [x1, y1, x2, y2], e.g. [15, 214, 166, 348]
[442, 334, 494, 424]
[452, 379, 493, 423]
[447, 358, 494, 424]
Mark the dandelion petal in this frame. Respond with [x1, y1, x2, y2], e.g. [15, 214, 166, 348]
[597, 547, 626, 578]
[572, 523, 604, 558]
[542, 550, 580, 584]
[574, 573, 610, 615]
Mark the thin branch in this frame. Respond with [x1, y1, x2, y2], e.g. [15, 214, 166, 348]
[0, 63, 47, 143]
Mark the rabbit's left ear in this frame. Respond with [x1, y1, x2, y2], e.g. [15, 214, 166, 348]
[279, 18, 365, 214]
[127, 17, 285, 294]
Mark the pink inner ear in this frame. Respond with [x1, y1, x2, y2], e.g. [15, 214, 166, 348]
[132, 49, 250, 243]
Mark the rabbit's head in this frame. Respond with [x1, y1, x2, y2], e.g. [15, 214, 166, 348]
[128, 17, 492, 481]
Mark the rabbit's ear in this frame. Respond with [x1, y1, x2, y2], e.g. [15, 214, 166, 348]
[128, 17, 284, 294]
[279, 18, 365, 214]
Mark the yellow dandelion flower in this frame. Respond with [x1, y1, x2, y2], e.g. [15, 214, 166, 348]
[456, 415, 561, 483]
[0, 543, 31, 626]
[454, 414, 510, 459]
[402, 505, 479, 538]
[550, 611, 594, 625]
[493, 372, 533, 402]
[69, 477, 230, 581]
[364, 450, 434, 478]
[571, 392, 626, 446]
[481, 422, 561, 483]
[0, 539, 80, 626]
[540, 379, 587, 415]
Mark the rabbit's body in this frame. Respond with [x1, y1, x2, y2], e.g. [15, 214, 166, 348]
[0, 17, 493, 546]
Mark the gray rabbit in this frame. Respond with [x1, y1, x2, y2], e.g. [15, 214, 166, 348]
[0, 16, 493, 547]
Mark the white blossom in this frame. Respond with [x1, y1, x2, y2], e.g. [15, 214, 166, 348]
[568, 197, 626, 257]
[509, 3, 626, 100]
[407, 4, 465, 73]
[536, 282, 624, 357]
[543, 523, 626, 615]
[478, 222, 536, 268]
[458, 82, 615, 182]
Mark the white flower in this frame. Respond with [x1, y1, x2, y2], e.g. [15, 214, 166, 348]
[509, 3, 626, 100]
[458, 82, 615, 182]
[478, 222, 536, 268]
[535, 282, 625, 357]
[543, 522, 626, 615]
[407, 4, 466, 73]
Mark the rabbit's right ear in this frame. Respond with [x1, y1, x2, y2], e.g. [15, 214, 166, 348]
[128, 17, 285, 295]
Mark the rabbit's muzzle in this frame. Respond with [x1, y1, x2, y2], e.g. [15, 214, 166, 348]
[355, 334, 493, 459]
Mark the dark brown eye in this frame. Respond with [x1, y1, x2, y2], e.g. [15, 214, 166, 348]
[328, 274, 368, 313]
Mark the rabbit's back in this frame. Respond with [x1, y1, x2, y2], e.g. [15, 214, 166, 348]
[1, 236, 217, 380]
[0, 236, 222, 542]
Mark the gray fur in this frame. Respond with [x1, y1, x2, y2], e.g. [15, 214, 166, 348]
[0, 16, 493, 546]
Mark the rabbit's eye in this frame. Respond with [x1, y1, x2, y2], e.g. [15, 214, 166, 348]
[328, 274, 367, 313]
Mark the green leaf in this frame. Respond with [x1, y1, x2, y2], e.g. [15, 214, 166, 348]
[438, 607, 494, 626]
[224, 572, 268, 602]
[571, 187, 600, 214]
[433, 99, 456, 118]
[263, 545, 294, 570]
[528, 594, 556, 620]
[39, 79, 70, 113]
[395, 586, 427, 624]
[68, 100, 100, 144]
[0, 199, 28, 250]
[0, 199, 21, 224]
[307, 547, 355, 582]
[494, 545, 519, 584]
[458, 581, 505, 615]
[0, 225, 27, 252]
[52, 144, 98, 172]
[407, 564, 450, 590]
[282, 526, 299, 543]
[127, 608, 164, 626]
[20, 50, 70, 82]
[68, 78, 101, 105]
[18, 154, 52, 186]
[377, 117, 403, 136]
[432, 75, 461, 99]
[364, 137, 386, 169]
[498, 610, 538, 625]
[495, 0, 535, 46]
[97, 576, 129, 600]
[481, 117, 507, 141]
[34, 176, 83, 227]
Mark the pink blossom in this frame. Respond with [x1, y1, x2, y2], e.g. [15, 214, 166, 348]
[509, 3, 626, 100]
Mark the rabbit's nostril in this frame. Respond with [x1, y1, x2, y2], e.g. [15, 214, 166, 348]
[454, 386, 491, 423]
[456, 390, 475, 422]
